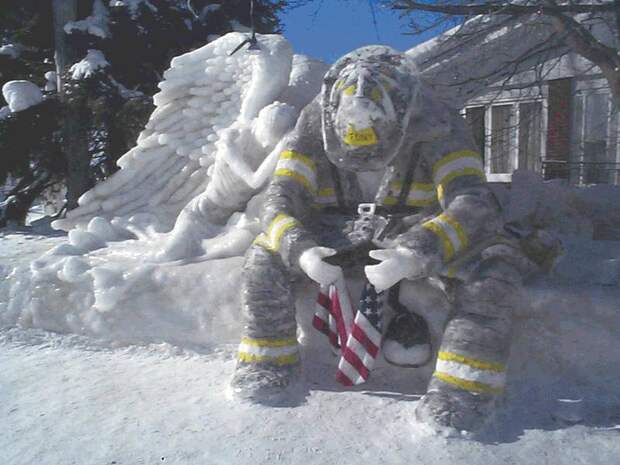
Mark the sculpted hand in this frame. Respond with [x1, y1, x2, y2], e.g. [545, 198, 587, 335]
[299, 247, 343, 286]
[364, 247, 429, 292]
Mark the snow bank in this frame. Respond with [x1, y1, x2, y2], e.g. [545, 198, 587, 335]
[69, 50, 110, 80]
[1, 80, 44, 112]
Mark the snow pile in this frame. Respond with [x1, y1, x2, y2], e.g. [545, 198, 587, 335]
[0, 106, 10, 120]
[65, 0, 110, 39]
[0, 44, 21, 59]
[44, 71, 57, 92]
[109, 0, 158, 18]
[1, 80, 44, 112]
[69, 50, 110, 80]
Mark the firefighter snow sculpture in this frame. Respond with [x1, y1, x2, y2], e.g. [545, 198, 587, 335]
[230, 45, 531, 435]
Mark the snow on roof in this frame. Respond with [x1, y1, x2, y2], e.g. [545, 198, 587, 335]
[65, 0, 110, 39]
[69, 50, 110, 80]
[1, 80, 44, 113]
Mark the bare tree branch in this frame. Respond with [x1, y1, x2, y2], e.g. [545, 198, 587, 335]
[390, 1, 618, 16]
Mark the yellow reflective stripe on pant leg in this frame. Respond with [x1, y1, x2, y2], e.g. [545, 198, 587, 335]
[433, 372, 503, 394]
[241, 337, 298, 348]
[238, 353, 300, 366]
[437, 351, 505, 372]
[238, 337, 299, 366]
[434, 351, 506, 394]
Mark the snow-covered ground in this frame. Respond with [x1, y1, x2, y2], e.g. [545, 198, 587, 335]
[2, 224, 620, 465]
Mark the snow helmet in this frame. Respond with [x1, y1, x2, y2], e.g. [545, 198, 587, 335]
[321, 45, 421, 171]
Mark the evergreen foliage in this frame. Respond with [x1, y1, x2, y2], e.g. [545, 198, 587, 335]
[0, 0, 287, 225]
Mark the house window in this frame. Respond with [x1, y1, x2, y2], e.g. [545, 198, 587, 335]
[490, 105, 514, 174]
[518, 102, 543, 173]
[465, 100, 544, 182]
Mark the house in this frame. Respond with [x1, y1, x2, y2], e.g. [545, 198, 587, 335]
[406, 13, 619, 185]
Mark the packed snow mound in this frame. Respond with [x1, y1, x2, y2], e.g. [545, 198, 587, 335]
[64, 0, 110, 39]
[0, 43, 21, 59]
[69, 49, 110, 80]
[1, 80, 44, 113]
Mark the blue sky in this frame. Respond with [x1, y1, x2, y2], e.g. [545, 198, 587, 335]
[279, 1, 443, 63]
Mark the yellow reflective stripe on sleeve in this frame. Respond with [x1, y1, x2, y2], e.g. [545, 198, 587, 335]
[433, 372, 504, 394]
[253, 214, 300, 253]
[279, 150, 316, 171]
[241, 337, 298, 348]
[437, 213, 468, 251]
[437, 351, 505, 373]
[274, 169, 317, 193]
[407, 182, 437, 207]
[421, 213, 468, 262]
[383, 182, 436, 207]
[437, 168, 486, 202]
[432, 150, 481, 179]
[316, 187, 337, 205]
[422, 220, 455, 261]
[433, 150, 485, 201]
[274, 150, 317, 193]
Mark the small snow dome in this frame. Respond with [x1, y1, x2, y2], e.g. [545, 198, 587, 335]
[2, 80, 44, 113]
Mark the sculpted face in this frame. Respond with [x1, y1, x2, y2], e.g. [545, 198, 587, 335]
[321, 46, 420, 172]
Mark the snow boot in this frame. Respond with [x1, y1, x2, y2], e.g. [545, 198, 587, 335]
[229, 360, 303, 407]
[414, 385, 497, 436]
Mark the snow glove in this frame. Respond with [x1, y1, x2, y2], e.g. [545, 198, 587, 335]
[365, 223, 445, 291]
[299, 246, 343, 286]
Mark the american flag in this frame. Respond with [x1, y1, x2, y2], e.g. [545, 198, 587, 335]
[313, 279, 385, 386]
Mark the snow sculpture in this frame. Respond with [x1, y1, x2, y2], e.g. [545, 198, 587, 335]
[53, 33, 328, 263]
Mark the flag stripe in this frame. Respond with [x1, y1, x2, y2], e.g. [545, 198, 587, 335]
[351, 324, 379, 358]
[352, 311, 382, 349]
[329, 287, 349, 349]
[341, 347, 370, 381]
